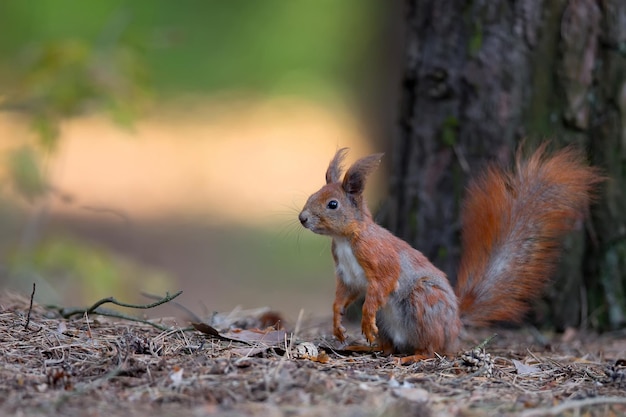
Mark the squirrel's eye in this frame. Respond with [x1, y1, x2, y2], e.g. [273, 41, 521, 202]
[327, 200, 339, 210]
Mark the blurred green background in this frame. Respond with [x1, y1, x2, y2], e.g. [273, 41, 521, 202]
[0, 1, 398, 320]
[0, 0, 381, 101]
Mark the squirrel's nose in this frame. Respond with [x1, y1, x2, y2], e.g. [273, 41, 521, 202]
[298, 212, 308, 225]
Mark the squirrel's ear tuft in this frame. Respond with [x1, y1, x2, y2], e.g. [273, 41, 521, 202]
[326, 148, 349, 184]
[342, 153, 384, 196]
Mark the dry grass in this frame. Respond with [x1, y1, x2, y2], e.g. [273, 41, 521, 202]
[1, 291, 626, 417]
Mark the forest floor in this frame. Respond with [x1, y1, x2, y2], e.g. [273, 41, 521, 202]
[2, 291, 626, 417]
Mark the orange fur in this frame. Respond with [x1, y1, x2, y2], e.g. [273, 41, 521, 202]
[299, 145, 602, 361]
[456, 145, 603, 326]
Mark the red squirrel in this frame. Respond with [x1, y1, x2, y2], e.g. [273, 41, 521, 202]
[298, 145, 601, 358]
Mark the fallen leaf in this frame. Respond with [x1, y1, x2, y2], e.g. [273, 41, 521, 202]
[513, 359, 540, 375]
[193, 321, 287, 351]
[221, 329, 286, 345]
[294, 342, 318, 359]
[191, 322, 221, 338]
[258, 311, 285, 330]
[393, 387, 430, 402]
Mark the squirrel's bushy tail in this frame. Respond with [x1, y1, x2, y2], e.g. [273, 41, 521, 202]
[456, 144, 602, 326]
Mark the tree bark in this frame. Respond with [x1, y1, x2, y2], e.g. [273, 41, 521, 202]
[587, 0, 626, 329]
[390, 0, 626, 329]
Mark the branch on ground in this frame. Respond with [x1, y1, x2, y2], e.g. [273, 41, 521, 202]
[51, 290, 184, 331]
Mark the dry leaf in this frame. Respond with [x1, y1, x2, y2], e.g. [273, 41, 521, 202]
[258, 311, 285, 330]
[513, 359, 540, 375]
[190, 322, 221, 338]
[192, 321, 286, 347]
[393, 387, 430, 402]
[295, 342, 318, 359]
[221, 329, 286, 345]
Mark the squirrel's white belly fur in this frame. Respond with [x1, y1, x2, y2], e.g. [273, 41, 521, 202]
[333, 238, 368, 291]
[334, 238, 409, 347]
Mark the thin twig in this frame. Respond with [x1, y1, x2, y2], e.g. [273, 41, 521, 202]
[141, 290, 202, 322]
[71, 306, 176, 331]
[475, 333, 498, 350]
[84, 290, 183, 315]
[83, 311, 93, 338]
[453, 144, 471, 174]
[55, 291, 184, 331]
[25, 282, 36, 330]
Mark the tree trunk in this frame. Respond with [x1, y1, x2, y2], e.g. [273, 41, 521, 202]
[587, 0, 626, 330]
[389, 0, 626, 330]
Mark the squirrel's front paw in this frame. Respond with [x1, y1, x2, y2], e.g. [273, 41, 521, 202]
[361, 319, 379, 345]
[333, 324, 347, 343]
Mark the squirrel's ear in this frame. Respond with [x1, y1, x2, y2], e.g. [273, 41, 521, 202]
[326, 148, 349, 184]
[342, 153, 384, 195]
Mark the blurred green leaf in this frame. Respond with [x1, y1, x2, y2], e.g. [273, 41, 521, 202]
[0, 0, 379, 100]
[32, 115, 60, 148]
[6, 145, 48, 200]
[4, 36, 150, 148]
[9, 236, 172, 301]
